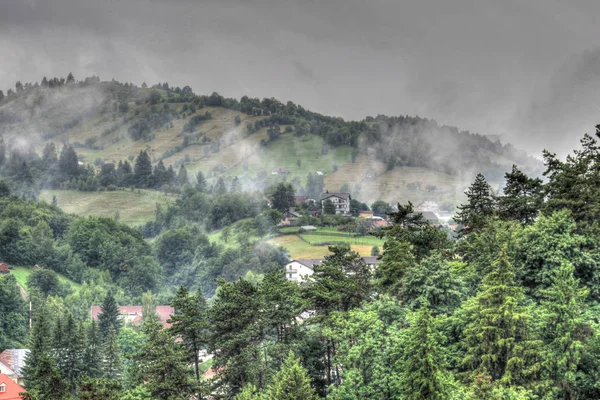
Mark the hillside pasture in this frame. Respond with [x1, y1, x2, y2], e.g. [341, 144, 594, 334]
[268, 233, 381, 259]
[39, 189, 173, 226]
[10, 266, 82, 293]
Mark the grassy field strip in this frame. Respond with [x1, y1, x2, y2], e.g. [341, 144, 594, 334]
[10, 266, 82, 293]
[268, 234, 380, 259]
[39, 189, 173, 226]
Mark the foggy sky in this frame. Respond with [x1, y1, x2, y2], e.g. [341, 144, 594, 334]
[2, 0, 600, 156]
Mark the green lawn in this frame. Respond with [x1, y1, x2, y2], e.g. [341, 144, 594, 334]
[10, 266, 82, 293]
[300, 233, 384, 247]
[39, 189, 174, 226]
[268, 234, 380, 259]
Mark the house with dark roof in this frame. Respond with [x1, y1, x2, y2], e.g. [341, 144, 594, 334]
[90, 305, 175, 329]
[0, 373, 26, 399]
[320, 192, 351, 215]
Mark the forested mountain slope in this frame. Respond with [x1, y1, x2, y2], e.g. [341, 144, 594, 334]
[0, 75, 541, 205]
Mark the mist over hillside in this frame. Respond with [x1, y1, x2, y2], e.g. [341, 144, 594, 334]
[0, 75, 542, 206]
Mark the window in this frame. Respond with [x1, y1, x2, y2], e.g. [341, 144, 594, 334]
[288, 273, 292, 279]
[0, 384, 6, 392]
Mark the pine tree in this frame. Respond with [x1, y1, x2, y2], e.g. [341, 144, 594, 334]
[103, 326, 121, 379]
[195, 171, 207, 193]
[66, 72, 75, 84]
[271, 182, 295, 212]
[214, 177, 227, 195]
[58, 144, 80, 181]
[265, 351, 319, 400]
[133, 150, 153, 188]
[539, 263, 589, 399]
[374, 240, 415, 298]
[231, 176, 241, 192]
[497, 165, 543, 224]
[152, 160, 167, 188]
[54, 313, 85, 394]
[463, 250, 540, 386]
[454, 173, 496, 235]
[402, 251, 464, 314]
[22, 304, 70, 400]
[168, 286, 209, 382]
[83, 320, 102, 378]
[98, 291, 121, 339]
[400, 306, 453, 400]
[177, 165, 189, 186]
[136, 317, 196, 399]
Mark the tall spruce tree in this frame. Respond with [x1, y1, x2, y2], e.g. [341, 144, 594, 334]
[152, 160, 168, 188]
[400, 306, 454, 400]
[374, 240, 415, 298]
[102, 326, 121, 379]
[462, 250, 540, 387]
[98, 291, 121, 339]
[22, 304, 70, 400]
[539, 262, 590, 399]
[454, 173, 496, 235]
[136, 317, 196, 400]
[195, 171, 207, 193]
[265, 351, 319, 400]
[498, 165, 543, 224]
[133, 150, 153, 188]
[168, 286, 209, 382]
[83, 320, 102, 378]
[402, 251, 465, 314]
[177, 165, 189, 186]
[58, 144, 79, 182]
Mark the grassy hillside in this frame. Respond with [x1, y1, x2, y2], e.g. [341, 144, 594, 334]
[0, 79, 540, 220]
[39, 189, 173, 226]
[10, 266, 82, 293]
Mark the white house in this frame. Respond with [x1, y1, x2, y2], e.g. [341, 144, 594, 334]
[285, 256, 381, 282]
[320, 192, 351, 215]
[284, 259, 322, 282]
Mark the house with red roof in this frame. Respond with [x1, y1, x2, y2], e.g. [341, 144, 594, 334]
[0, 373, 26, 400]
[90, 305, 175, 329]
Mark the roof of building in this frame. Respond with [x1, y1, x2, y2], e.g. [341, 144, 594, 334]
[291, 259, 323, 270]
[320, 192, 350, 201]
[300, 225, 317, 231]
[360, 256, 382, 265]
[290, 256, 381, 270]
[0, 351, 28, 377]
[90, 305, 175, 328]
[414, 211, 439, 221]
[285, 208, 302, 218]
[0, 373, 26, 400]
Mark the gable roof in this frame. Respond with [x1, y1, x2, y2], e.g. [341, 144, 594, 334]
[320, 192, 350, 201]
[291, 259, 323, 270]
[90, 306, 175, 328]
[360, 256, 382, 265]
[0, 373, 25, 399]
[290, 256, 381, 270]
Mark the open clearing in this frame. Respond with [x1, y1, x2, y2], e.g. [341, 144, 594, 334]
[10, 266, 82, 293]
[268, 233, 382, 259]
[39, 189, 174, 226]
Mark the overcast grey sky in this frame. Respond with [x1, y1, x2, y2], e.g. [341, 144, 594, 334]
[1, 0, 600, 155]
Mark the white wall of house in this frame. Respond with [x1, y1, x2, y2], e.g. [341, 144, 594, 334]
[285, 261, 314, 282]
[322, 196, 350, 214]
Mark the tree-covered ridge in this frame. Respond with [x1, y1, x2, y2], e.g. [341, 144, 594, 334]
[0, 74, 541, 186]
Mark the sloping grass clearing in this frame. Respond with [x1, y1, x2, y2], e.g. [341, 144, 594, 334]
[39, 189, 173, 226]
